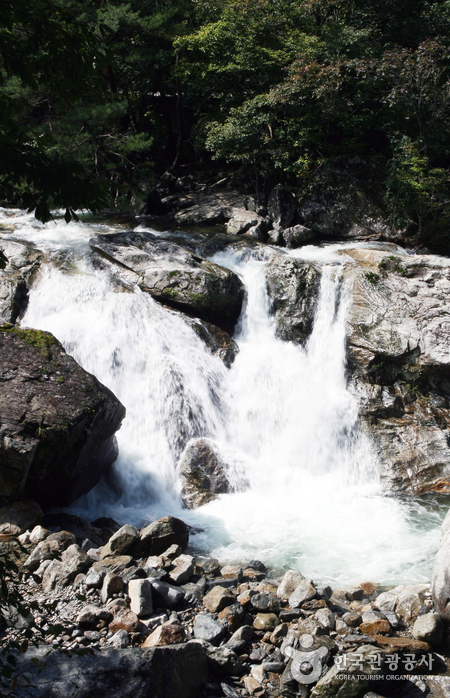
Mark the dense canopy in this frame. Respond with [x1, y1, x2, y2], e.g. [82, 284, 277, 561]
[1, 0, 450, 247]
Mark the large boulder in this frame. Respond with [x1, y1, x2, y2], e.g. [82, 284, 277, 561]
[0, 326, 126, 508]
[226, 209, 271, 240]
[90, 232, 244, 334]
[186, 317, 239, 369]
[0, 239, 42, 323]
[267, 184, 297, 231]
[13, 643, 208, 698]
[0, 499, 42, 535]
[133, 516, 189, 557]
[178, 438, 231, 509]
[342, 247, 450, 495]
[432, 508, 450, 621]
[265, 257, 321, 344]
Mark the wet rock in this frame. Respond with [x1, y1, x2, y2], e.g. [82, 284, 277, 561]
[0, 326, 125, 508]
[0, 238, 41, 324]
[133, 516, 189, 557]
[128, 579, 153, 617]
[194, 613, 226, 645]
[277, 570, 306, 602]
[203, 586, 236, 614]
[0, 499, 42, 536]
[253, 613, 280, 631]
[90, 232, 244, 334]
[412, 613, 444, 646]
[179, 438, 231, 509]
[141, 621, 186, 647]
[288, 580, 317, 608]
[187, 317, 239, 368]
[266, 258, 321, 345]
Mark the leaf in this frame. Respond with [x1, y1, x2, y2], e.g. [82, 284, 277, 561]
[11, 676, 18, 691]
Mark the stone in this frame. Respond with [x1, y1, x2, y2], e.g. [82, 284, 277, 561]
[395, 584, 429, 623]
[266, 259, 321, 345]
[169, 554, 195, 585]
[230, 625, 253, 643]
[315, 608, 335, 630]
[92, 556, 133, 576]
[226, 209, 270, 240]
[270, 623, 289, 645]
[221, 565, 242, 580]
[0, 500, 42, 536]
[217, 603, 245, 629]
[149, 579, 185, 608]
[77, 605, 114, 629]
[432, 517, 450, 621]
[29, 525, 50, 544]
[282, 225, 316, 248]
[243, 676, 264, 696]
[187, 317, 239, 369]
[203, 644, 242, 675]
[0, 239, 41, 324]
[101, 572, 124, 604]
[42, 512, 105, 549]
[267, 184, 297, 230]
[90, 232, 244, 334]
[250, 592, 280, 613]
[373, 635, 431, 652]
[288, 579, 317, 608]
[253, 613, 280, 631]
[179, 438, 231, 509]
[128, 579, 153, 617]
[194, 557, 221, 577]
[133, 516, 189, 557]
[0, 327, 125, 508]
[359, 620, 390, 636]
[23, 532, 77, 571]
[374, 586, 404, 614]
[203, 586, 235, 614]
[412, 613, 444, 646]
[277, 570, 306, 602]
[106, 524, 139, 557]
[193, 613, 226, 645]
[109, 629, 130, 648]
[109, 608, 141, 634]
[141, 621, 186, 647]
[342, 612, 362, 628]
[310, 643, 385, 698]
[11, 642, 208, 698]
[41, 544, 91, 590]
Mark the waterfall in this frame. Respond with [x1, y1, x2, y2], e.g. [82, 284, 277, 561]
[2, 208, 442, 586]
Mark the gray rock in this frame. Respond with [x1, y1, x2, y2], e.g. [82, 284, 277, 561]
[178, 438, 232, 509]
[101, 572, 124, 604]
[395, 584, 429, 623]
[265, 258, 321, 345]
[282, 225, 316, 248]
[128, 579, 153, 617]
[202, 643, 242, 676]
[277, 570, 306, 602]
[24, 533, 77, 572]
[267, 184, 297, 230]
[107, 524, 139, 556]
[193, 613, 226, 645]
[433, 515, 450, 620]
[226, 209, 270, 240]
[250, 592, 280, 613]
[109, 629, 130, 648]
[0, 326, 125, 508]
[77, 605, 113, 629]
[90, 232, 244, 334]
[289, 579, 317, 608]
[149, 579, 185, 608]
[310, 643, 386, 698]
[412, 612, 444, 646]
[12, 643, 208, 698]
[169, 554, 195, 585]
[315, 608, 335, 630]
[0, 238, 41, 324]
[186, 317, 239, 369]
[133, 516, 189, 557]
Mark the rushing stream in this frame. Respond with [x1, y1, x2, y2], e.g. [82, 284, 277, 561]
[1, 208, 446, 586]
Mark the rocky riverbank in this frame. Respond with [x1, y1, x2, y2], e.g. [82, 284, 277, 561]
[1, 505, 450, 698]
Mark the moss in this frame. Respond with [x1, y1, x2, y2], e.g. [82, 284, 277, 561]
[379, 256, 408, 277]
[162, 286, 180, 298]
[168, 270, 181, 278]
[365, 271, 380, 284]
[0, 325, 58, 359]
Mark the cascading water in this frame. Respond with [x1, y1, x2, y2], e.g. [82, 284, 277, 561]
[1, 208, 444, 586]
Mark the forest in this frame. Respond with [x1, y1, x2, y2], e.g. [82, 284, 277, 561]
[1, 0, 450, 250]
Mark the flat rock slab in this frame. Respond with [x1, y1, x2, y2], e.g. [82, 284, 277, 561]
[373, 635, 431, 652]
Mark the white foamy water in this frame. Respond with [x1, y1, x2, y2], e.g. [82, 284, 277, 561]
[1, 208, 444, 586]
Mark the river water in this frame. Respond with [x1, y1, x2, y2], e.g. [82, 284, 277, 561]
[1, 208, 445, 586]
